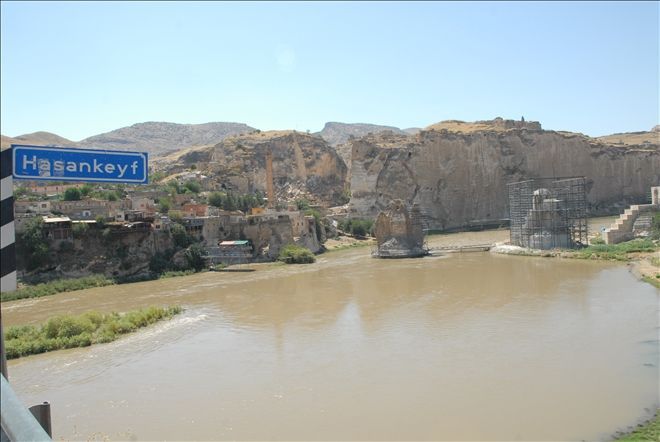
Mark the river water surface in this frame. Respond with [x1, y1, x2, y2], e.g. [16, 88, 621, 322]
[3, 229, 658, 441]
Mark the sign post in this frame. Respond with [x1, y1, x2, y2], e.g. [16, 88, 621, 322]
[12, 144, 148, 184]
[0, 144, 148, 434]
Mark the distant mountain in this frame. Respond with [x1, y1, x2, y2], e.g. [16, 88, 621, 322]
[80, 121, 257, 156]
[402, 127, 422, 135]
[1, 131, 77, 149]
[316, 122, 409, 146]
[596, 125, 659, 146]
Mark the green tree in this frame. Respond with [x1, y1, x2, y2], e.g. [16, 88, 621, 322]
[167, 180, 181, 194]
[184, 244, 206, 271]
[170, 223, 191, 248]
[296, 198, 311, 211]
[183, 180, 201, 194]
[149, 249, 175, 274]
[80, 184, 94, 197]
[18, 218, 50, 271]
[351, 221, 368, 237]
[208, 192, 225, 208]
[150, 170, 166, 183]
[338, 189, 351, 205]
[63, 188, 82, 201]
[225, 192, 238, 211]
[158, 197, 172, 213]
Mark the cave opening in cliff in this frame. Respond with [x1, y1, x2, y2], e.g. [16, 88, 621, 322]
[507, 177, 588, 250]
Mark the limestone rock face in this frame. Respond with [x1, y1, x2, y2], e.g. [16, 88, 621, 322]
[349, 129, 659, 230]
[181, 131, 348, 207]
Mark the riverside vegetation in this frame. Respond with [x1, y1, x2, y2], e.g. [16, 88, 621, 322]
[278, 244, 316, 264]
[615, 410, 659, 441]
[1, 270, 198, 302]
[4, 306, 183, 359]
[570, 238, 657, 261]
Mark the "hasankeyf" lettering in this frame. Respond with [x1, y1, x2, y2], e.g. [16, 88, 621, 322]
[22, 155, 140, 179]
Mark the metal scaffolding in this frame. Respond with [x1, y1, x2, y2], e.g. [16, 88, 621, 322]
[507, 177, 588, 249]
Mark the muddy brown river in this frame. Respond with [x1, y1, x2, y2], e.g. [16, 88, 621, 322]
[2, 228, 658, 441]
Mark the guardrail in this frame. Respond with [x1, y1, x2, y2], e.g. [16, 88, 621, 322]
[1, 375, 51, 441]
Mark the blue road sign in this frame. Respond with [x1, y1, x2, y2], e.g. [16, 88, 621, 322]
[12, 144, 148, 184]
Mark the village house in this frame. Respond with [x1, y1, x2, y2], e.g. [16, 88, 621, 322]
[26, 183, 83, 196]
[153, 215, 172, 231]
[50, 198, 131, 220]
[183, 217, 205, 239]
[14, 200, 51, 215]
[182, 203, 209, 217]
[42, 216, 73, 241]
[173, 194, 195, 207]
[126, 189, 169, 202]
[131, 197, 156, 215]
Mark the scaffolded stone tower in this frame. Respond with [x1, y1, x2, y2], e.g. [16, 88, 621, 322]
[373, 200, 427, 258]
[507, 177, 588, 250]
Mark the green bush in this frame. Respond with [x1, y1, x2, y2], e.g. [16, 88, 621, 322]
[296, 199, 311, 211]
[338, 218, 374, 237]
[63, 187, 81, 201]
[183, 180, 201, 194]
[4, 306, 183, 359]
[278, 244, 315, 264]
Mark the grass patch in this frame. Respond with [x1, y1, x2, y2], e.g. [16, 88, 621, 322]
[278, 244, 316, 264]
[4, 306, 183, 359]
[571, 239, 658, 261]
[1, 275, 115, 302]
[158, 269, 198, 279]
[642, 275, 660, 289]
[615, 409, 659, 441]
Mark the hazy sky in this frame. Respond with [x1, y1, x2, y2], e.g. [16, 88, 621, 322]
[1, 1, 658, 140]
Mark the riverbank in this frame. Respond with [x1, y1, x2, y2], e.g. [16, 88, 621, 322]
[491, 239, 660, 289]
[2, 270, 198, 302]
[324, 235, 375, 252]
[614, 409, 659, 441]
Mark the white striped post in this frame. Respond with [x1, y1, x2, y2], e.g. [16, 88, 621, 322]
[1, 147, 16, 293]
[1, 147, 14, 379]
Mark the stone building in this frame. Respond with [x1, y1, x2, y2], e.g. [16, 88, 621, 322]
[373, 200, 427, 258]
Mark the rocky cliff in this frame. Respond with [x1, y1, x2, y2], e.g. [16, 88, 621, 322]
[349, 126, 659, 230]
[178, 131, 348, 206]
